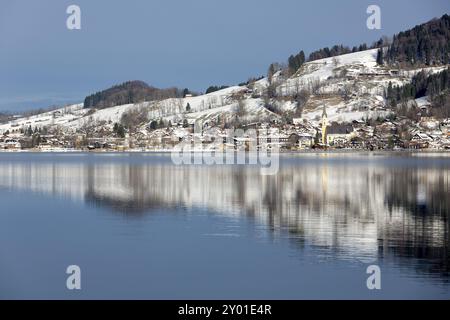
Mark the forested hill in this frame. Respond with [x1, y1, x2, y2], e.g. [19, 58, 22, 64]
[82, 14, 450, 111]
[83, 81, 184, 109]
[286, 14, 450, 75]
[384, 14, 450, 66]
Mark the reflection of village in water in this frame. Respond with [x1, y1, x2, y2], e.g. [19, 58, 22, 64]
[0, 154, 449, 279]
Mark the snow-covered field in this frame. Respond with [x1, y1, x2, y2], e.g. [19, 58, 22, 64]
[0, 49, 448, 135]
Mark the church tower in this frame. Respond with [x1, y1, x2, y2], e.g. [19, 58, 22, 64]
[321, 105, 328, 145]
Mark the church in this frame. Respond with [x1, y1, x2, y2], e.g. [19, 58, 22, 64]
[320, 105, 354, 147]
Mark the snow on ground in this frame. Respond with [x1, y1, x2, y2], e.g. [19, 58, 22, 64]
[68, 103, 136, 129]
[175, 98, 278, 125]
[416, 96, 431, 108]
[1, 49, 449, 136]
[182, 86, 245, 112]
[301, 94, 391, 124]
[296, 49, 379, 81]
[278, 49, 380, 96]
[0, 103, 86, 133]
[402, 66, 449, 78]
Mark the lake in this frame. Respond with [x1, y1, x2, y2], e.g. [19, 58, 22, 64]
[0, 152, 449, 299]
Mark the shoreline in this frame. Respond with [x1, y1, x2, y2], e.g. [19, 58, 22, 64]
[1, 149, 450, 155]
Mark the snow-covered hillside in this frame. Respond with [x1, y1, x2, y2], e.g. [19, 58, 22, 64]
[0, 49, 448, 135]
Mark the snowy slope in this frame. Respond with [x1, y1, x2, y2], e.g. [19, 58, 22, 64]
[295, 49, 379, 82]
[1, 49, 449, 135]
[0, 103, 87, 133]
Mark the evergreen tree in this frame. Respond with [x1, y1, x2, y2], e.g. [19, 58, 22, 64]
[117, 125, 125, 138]
[288, 50, 306, 73]
[385, 14, 450, 66]
[376, 48, 384, 65]
[113, 123, 126, 138]
[267, 63, 278, 83]
[149, 121, 158, 130]
[386, 68, 450, 117]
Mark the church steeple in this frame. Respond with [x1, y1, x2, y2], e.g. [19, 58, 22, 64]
[321, 105, 328, 145]
[322, 105, 327, 118]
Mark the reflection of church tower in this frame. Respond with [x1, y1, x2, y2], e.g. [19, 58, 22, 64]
[321, 105, 328, 145]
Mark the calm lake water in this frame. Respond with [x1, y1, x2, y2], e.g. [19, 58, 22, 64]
[0, 152, 449, 299]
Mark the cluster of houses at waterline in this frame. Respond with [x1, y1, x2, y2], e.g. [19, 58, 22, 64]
[1, 107, 450, 152]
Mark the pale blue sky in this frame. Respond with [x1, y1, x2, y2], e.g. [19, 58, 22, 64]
[0, 0, 449, 111]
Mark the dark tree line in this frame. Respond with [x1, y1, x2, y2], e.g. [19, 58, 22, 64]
[385, 14, 450, 66]
[20, 125, 48, 136]
[386, 68, 450, 118]
[387, 68, 450, 102]
[284, 14, 450, 75]
[307, 44, 368, 62]
[84, 81, 184, 109]
[288, 50, 305, 74]
[238, 76, 264, 87]
[286, 43, 380, 74]
[205, 85, 229, 94]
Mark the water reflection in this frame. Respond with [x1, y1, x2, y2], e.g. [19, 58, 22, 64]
[0, 153, 448, 280]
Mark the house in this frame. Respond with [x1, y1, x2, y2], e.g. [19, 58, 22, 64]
[2, 138, 21, 150]
[326, 124, 354, 146]
[389, 70, 400, 76]
[53, 110, 63, 118]
[293, 118, 304, 126]
[298, 133, 314, 149]
[286, 133, 300, 148]
[161, 134, 178, 146]
[233, 136, 254, 151]
[352, 119, 366, 128]
[376, 122, 397, 135]
[412, 133, 433, 142]
[409, 133, 433, 149]
[256, 133, 291, 150]
[349, 136, 365, 149]
[409, 140, 429, 149]
[441, 119, 450, 135]
[266, 133, 303, 149]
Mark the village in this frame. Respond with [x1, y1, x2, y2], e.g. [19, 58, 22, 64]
[1, 40, 450, 154]
[1, 104, 450, 152]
